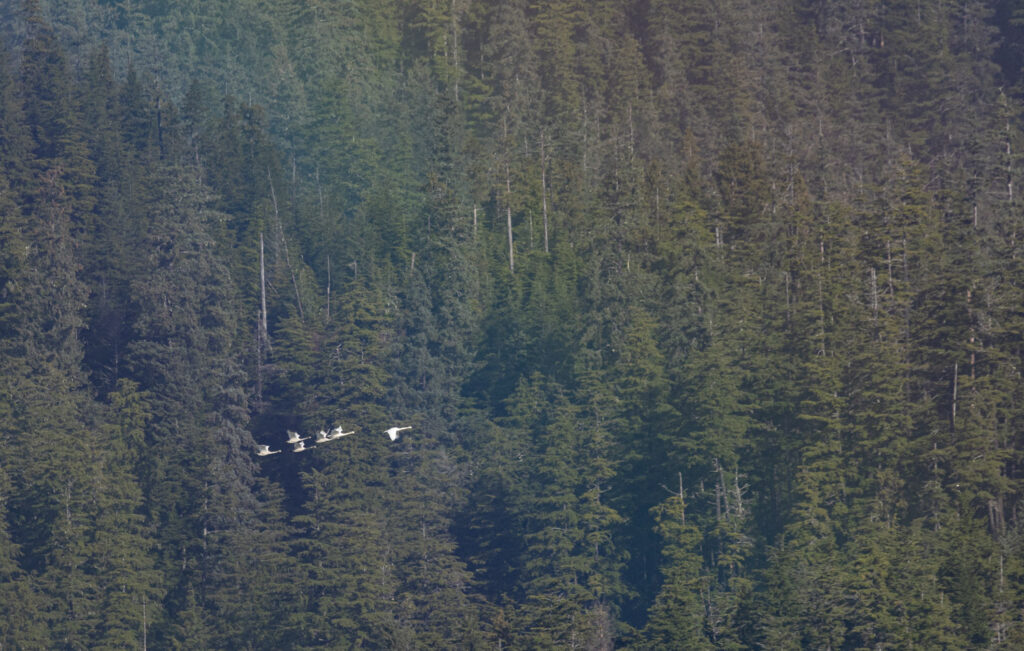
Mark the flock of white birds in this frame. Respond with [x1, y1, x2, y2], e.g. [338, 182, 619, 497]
[256, 425, 411, 456]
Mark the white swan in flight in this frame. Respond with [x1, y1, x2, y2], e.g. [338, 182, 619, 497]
[329, 425, 355, 439]
[315, 429, 334, 444]
[385, 426, 411, 441]
[292, 440, 314, 453]
[286, 430, 309, 444]
[257, 444, 281, 456]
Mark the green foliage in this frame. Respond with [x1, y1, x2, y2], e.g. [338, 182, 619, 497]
[644, 492, 711, 649]
[289, 462, 395, 648]
[1, 2, 1024, 647]
[497, 374, 627, 647]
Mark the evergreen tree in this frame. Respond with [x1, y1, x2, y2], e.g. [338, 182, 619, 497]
[0, 11, 104, 643]
[643, 488, 711, 649]
[508, 374, 626, 649]
[122, 166, 269, 646]
[0, 464, 50, 647]
[289, 460, 396, 648]
[89, 379, 165, 650]
[0, 39, 50, 648]
[0, 1, 1023, 646]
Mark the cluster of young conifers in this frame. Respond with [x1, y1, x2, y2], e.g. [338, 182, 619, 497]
[257, 425, 411, 455]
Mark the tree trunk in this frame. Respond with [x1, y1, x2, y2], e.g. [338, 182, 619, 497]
[541, 130, 549, 253]
[506, 161, 514, 272]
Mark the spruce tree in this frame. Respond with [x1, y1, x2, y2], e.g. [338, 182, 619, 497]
[506, 374, 626, 648]
[89, 379, 165, 650]
[643, 488, 712, 649]
[123, 165, 269, 646]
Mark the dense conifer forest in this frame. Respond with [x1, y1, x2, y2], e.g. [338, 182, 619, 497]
[2, 0, 1024, 647]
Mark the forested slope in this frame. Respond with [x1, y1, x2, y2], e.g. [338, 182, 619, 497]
[2, 0, 1024, 647]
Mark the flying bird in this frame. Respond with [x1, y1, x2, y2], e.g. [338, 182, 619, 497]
[292, 440, 314, 453]
[385, 426, 411, 441]
[329, 425, 355, 439]
[285, 430, 309, 445]
[256, 444, 281, 456]
[315, 430, 333, 444]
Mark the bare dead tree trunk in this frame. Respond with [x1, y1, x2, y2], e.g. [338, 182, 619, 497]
[451, 0, 460, 104]
[528, 209, 533, 249]
[506, 161, 514, 272]
[951, 362, 958, 432]
[886, 240, 895, 295]
[1007, 117, 1014, 205]
[713, 458, 725, 521]
[259, 232, 270, 350]
[540, 130, 549, 253]
[501, 111, 515, 272]
[677, 472, 686, 525]
[817, 276, 827, 356]
[255, 310, 263, 403]
[784, 270, 791, 312]
[291, 153, 297, 206]
[870, 267, 879, 320]
[142, 596, 147, 651]
[315, 164, 325, 223]
[582, 99, 589, 180]
[269, 168, 304, 320]
[627, 103, 635, 159]
[1008, 115, 1017, 254]
[733, 466, 745, 519]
